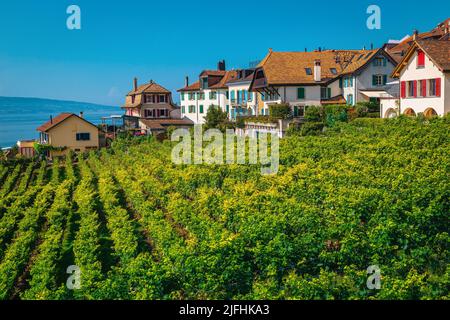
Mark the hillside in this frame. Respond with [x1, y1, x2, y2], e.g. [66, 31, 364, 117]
[0, 117, 448, 300]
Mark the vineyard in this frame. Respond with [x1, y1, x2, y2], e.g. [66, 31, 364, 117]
[0, 116, 448, 300]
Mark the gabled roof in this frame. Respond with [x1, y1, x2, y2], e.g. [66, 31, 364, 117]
[252, 48, 394, 86]
[391, 38, 450, 78]
[37, 113, 98, 133]
[387, 18, 450, 61]
[178, 70, 237, 91]
[127, 81, 171, 96]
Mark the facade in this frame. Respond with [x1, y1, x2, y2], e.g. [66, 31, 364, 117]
[178, 61, 237, 124]
[226, 69, 258, 119]
[36, 113, 100, 158]
[17, 140, 36, 158]
[389, 37, 450, 118]
[248, 48, 398, 116]
[122, 79, 193, 133]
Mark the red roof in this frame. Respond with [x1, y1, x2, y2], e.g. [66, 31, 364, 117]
[37, 113, 98, 132]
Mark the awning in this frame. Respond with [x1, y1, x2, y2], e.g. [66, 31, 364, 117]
[360, 90, 394, 99]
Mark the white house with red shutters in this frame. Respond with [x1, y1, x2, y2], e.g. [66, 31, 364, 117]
[389, 35, 450, 118]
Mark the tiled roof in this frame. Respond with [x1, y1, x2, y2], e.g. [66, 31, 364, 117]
[209, 70, 238, 89]
[392, 38, 450, 77]
[417, 39, 450, 71]
[140, 118, 194, 129]
[387, 18, 450, 56]
[226, 72, 254, 85]
[321, 95, 347, 105]
[127, 81, 171, 95]
[256, 49, 381, 85]
[178, 81, 201, 92]
[37, 113, 97, 132]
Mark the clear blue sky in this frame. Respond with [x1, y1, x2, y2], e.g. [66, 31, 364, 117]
[0, 0, 448, 106]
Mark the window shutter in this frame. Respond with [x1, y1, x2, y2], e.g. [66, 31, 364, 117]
[339, 78, 343, 88]
[383, 58, 387, 66]
[401, 81, 406, 98]
[327, 88, 331, 98]
[372, 75, 376, 86]
[413, 80, 417, 97]
[421, 80, 427, 97]
[436, 78, 441, 97]
[297, 88, 305, 99]
[383, 75, 387, 85]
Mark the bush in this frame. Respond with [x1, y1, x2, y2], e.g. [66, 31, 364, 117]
[204, 106, 229, 131]
[304, 106, 324, 122]
[269, 104, 292, 119]
[299, 122, 325, 136]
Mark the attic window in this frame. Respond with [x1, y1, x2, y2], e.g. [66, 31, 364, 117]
[357, 54, 364, 61]
[330, 68, 337, 75]
[305, 68, 312, 75]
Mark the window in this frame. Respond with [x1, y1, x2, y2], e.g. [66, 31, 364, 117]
[347, 94, 354, 105]
[330, 68, 337, 75]
[202, 77, 208, 89]
[188, 92, 193, 100]
[419, 80, 427, 97]
[373, 57, 386, 67]
[344, 77, 353, 88]
[321, 87, 331, 99]
[181, 92, 185, 101]
[209, 91, 217, 100]
[429, 79, 437, 96]
[199, 105, 204, 114]
[305, 68, 312, 75]
[248, 92, 253, 101]
[372, 74, 387, 86]
[231, 90, 236, 102]
[407, 81, 415, 97]
[297, 87, 305, 99]
[417, 50, 425, 68]
[188, 105, 196, 113]
[158, 95, 166, 103]
[181, 106, 185, 113]
[76, 133, 90, 141]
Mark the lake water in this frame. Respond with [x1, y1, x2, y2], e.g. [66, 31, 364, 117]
[0, 96, 121, 148]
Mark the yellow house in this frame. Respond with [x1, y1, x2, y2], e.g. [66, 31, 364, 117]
[37, 113, 100, 158]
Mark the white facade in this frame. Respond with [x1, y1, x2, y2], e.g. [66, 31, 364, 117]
[227, 81, 258, 119]
[396, 49, 448, 117]
[180, 89, 229, 124]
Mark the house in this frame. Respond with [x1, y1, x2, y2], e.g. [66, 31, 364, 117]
[226, 68, 259, 119]
[17, 140, 36, 158]
[389, 35, 450, 118]
[122, 79, 193, 134]
[248, 48, 398, 116]
[386, 18, 450, 63]
[36, 113, 100, 158]
[178, 60, 238, 124]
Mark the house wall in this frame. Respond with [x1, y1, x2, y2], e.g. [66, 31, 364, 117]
[399, 50, 446, 115]
[180, 89, 230, 124]
[48, 116, 99, 157]
[227, 82, 258, 118]
[355, 57, 397, 103]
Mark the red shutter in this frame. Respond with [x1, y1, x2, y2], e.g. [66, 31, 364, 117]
[417, 50, 425, 67]
[421, 80, 427, 97]
[413, 80, 417, 97]
[436, 78, 441, 97]
[401, 81, 406, 98]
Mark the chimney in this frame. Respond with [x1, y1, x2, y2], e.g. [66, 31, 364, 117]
[185, 76, 189, 87]
[50, 115, 53, 124]
[371, 43, 374, 50]
[79, 112, 84, 118]
[314, 60, 321, 82]
[413, 29, 419, 40]
[318, 47, 322, 52]
[133, 77, 138, 91]
[218, 60, 226, 71]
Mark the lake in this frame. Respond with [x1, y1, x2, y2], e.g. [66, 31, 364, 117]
[0, 96, 121, 148]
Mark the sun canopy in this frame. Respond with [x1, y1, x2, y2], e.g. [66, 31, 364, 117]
[360, 90, 394, 99]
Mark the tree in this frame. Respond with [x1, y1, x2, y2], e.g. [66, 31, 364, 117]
[204, 105, 230, 130]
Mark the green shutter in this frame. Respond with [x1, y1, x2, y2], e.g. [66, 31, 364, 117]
[339, 78, 343, 88]
[293, 106, 299, 117]
[327, 88, 331, 98]
[200, 105, 204, 113]
[383, 75, 387, 85]
[297, 88, 305, 99]
[182, 106, 185, 113]
[181, 93, 185, 101]
[383, 58, 387, 66]
[372, 75, 377, 86]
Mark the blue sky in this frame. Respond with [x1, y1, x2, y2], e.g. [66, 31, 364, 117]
[0, 0, 448, 106]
